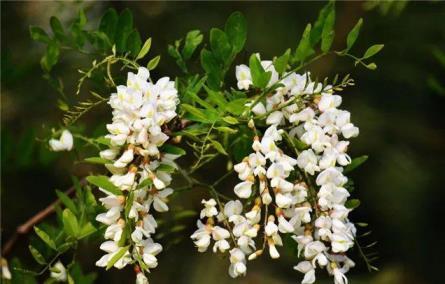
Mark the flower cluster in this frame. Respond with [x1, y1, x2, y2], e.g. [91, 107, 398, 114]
[95, 67, 179, 279]
[192, 55, 359, 284]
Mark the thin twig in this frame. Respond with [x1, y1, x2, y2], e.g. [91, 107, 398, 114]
[1, 179, 87, 256]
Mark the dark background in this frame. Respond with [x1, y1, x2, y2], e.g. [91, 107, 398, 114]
[2, 1, 444, 283]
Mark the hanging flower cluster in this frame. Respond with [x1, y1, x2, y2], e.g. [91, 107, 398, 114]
[191, 54, 359, 284]
[95, 67, 179, 279]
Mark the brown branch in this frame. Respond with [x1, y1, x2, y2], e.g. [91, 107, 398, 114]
[1, 178, 87, 257]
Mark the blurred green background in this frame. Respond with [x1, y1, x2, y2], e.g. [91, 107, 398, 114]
[2, 1, 444, 283]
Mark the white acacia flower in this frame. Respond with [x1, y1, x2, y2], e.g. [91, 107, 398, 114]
[96, 241, 131, 269]
[294, 261, 316, 284]
[114, 149, 134, 168]
[105, 221, 124, 242]
[96, 205, 121, 225]
[212, 226, 231, 253]
[200, 199, 218, 218]
[234, 181, 253, 199]
[141, 238, 162, 269]
[224, 200, 243, 218]
[289, 107, 315, 124]
[191, 220, 212, 252]
[100, 148, 120, 160]
[318, 94, 342, 112]
[266, 111, 284, 125]
[234, 161, 252, 180]
[316, 167, 347, 187]
[148, 187, 173, 212]
[49, 130, 73, 152]
[296, 149, 320, 175]
[1, 258, 11, 280]
[50, 261, 67, 282]
[110, 172, 136, 191]
[251, 102, 266, 115]
[278, 215, 294, 233]
[236, 64, 252, 90]
[229, 248, 247, 278]
[136, 272, 149, 284]
[304, 241, 326, 259]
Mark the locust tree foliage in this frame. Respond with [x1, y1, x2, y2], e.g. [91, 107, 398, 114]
[2, 2, 383, 283]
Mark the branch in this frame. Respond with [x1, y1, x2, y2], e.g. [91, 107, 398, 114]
[1, 179, 87, 257]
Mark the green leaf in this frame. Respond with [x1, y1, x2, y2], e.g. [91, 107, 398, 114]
[136, 178, 153, 189]
[222, 116, 239, 125]
[321, 7, 336, 53]
[365, 62, 377, 70]
[210, 28, 232, 62]
[211, 140, 228, 155]
[34, 226, 56, 250]
[95, 137, 111, 146]
[345, 199, 361, 209]
[124, 191, 134, 218]
[40, 41, 60, 72]
[136, 37, 152, 60]
[181, 104, 208, 121]
[182, 30, 203, 60]
[106, 246, 129, 270]
[84, 157, 110, 164]
[114, 9, 133, 52]
[63, 208, 80, 237]
[187, 91, 216, 112]
[50, 17, 65, 42]
[86, 175, 122, 195]
[79, 223, 97, 238]
[161, 144, 186, 156]
[224, 11, 247, 53]
[249, 54, 272, 88]
[273, 49, 291, 75]
[99, 8, 118, 42]
[294, 24, 315, 63]
[147, 55, 161, 70]
[85, 187, 97, 207]
[29, 26, 50, 43]
[29, 245, 47, 265]
[76, 9, 87, 27]
[127, 30, 142, 56]
[362, 44, 384, 59]
[157, 164, 176, 173]
[225, 98, 248, 115]
[204, 86, 227, 108]
[56, 190, 78, 215]
[346, 18, 363, 52]
[174, 210, 197, 220]
[344, 155, 368, 173]
[310, 1, 334, 46]
[201, 49, 221, 89]
[216, 126, 238, 134]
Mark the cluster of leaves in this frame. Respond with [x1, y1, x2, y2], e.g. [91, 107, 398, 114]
[30, 8, 161, 128]
[29, 8, 143, 72]
[364, 0, 408, 16]
[11, 178, 100, 283]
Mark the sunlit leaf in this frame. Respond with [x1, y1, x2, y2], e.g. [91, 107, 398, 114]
[136, 38, 152, 60]
[34, 226, 56, 250]
[362, 44, 384, 59]
[106, 246, 129, 270]
[345, 18, 363, 52]
[63, 208, 80, 237]
[86, 175, 122, 195]
[225, 11, 247, 53]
